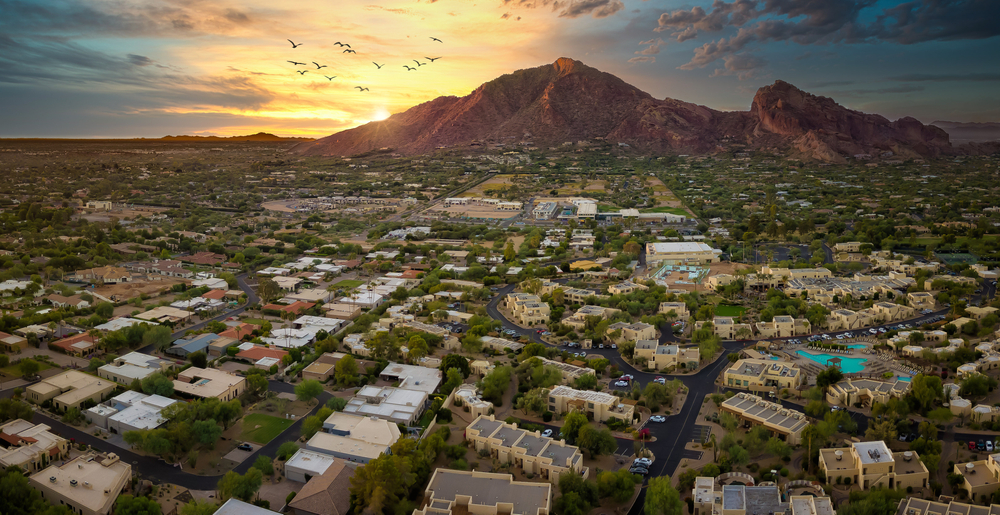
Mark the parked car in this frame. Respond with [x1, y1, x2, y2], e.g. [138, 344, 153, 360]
[969, 441, 977, 451]
[542, 429, 553, 438]
[598, 343, 605, 349]
[237, 443, 253, 451]
[611, 344, 617, 349]
[629, 466, 649, 476]
[634, 457, 653, 467]
[978, 439, 986, 451]
[987, 440, 994, 452]
[648, 416, 666, 423]
[615, 381, 629, 387]
[654, 376, 665, 384]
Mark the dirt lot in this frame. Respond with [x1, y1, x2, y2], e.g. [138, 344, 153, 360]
[262, 200, 295, 213]
[79, 205, 171, 222]
[458, 175, 526, 198]
[95, 277, 190, 302]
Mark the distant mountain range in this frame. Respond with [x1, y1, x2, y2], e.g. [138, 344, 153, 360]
[930, 121, 1000, 144]
[293, 57, 996, 162]
[157, 132, 314, 142]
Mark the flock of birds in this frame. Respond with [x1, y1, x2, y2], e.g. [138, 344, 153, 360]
[285, 37, 443, 92]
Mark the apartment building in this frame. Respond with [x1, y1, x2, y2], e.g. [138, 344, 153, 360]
[0, 419, 69, 472]
[534, 357, 595, 384]
[563, 305, 619, 330]
[755, 315, 811, 338]
[720, 393, 808, 445]
[692, 477, 835, 515]
[724, 359, 803, 391]
[826, 309, 874, 331]
[563, 288, 607, 304]
[834, 242, 863, 252]
[634, 341, 699, 371]
[413, 469, 551, 515]
[504, 293, 551, 326]
[696, 317, 753, 340]
[608, 281, 647, 295]
[819, 441, 928, 490]
[908, 292, 936, 309]
[825, 378, 910, 407]
[547, 385, 635, 423]
[466, 415, 587, 481]
[30, 452, 132, 515]
[26, 370, 116, 411]
[606, 321, 656, 342]
[952, 453, 1000, 500]
[658, 302, 690, 320]
[480, 335, 526, 353]
[173, 367, 246, 401]
[895, 497, 1000, 515]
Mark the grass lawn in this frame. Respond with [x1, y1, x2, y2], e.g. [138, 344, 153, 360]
[240, 413, 295, 444]
[715, 305, 747, 317]
[640, 206, 689, 216]
[0, 361, 54, 379]
[332, 279, 365, 289]
[242, 318, 267, 326]
[597, 204, 619, 212]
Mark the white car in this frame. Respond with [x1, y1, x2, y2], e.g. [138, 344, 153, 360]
[634, 457, 653, 467]
[648, 416, 666, 423]
[542, 429, 553, 438]
[615, 381, 629, 387]
[611, 344, 617, 349]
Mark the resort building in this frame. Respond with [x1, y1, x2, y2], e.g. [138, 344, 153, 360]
[724, 359, 803, 392]
[608, 281, 647, 295]
[534, 357, 595, 384]
[0, 419, 69, 472]
[412, 469, 552, 515]
[825, 378, 910, 407]
[547, 385, 635, 423]
[172, 367, 246, 401]
[562, 287, 607, 304]
[466, 415, 587, 481]
[720, 393, 808, 445]
[563, 305, 620, 330]
[504, 293, 551, 326]
[658, 302, 690, 320]
[819, 441, 929, 490]
[696, 317, 753, 340]
[97, 352, 172, 384]
[951, 453, 1000, 500]
[26, 370, 116, 411]
[378, 362, 443, 396]
[908, 292, 936, 309]
[454, 384, 494, 418]
[895, 497, 1000, 515]
[606, 321, 656, 342]
[692, 477, 834, 515]
[755, 315, 811, 339]
[645, 242, 720, 266]
[634, 341, 700, 371]
[29, 452, 132, 515]
[305, 412, 400, 464]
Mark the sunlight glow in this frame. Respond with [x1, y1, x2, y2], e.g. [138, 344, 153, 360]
[372, 108, 390, 121]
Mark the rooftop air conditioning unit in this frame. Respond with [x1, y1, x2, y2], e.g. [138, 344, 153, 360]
[835, 450, 844, 461]
[70, 480, 78, 487]
[49, 476, 57, 483]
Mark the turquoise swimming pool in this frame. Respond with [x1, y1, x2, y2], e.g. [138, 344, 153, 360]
[795, 350, 868, 373]
[897, 376, 912, 382]
[846, 344, 867, 349]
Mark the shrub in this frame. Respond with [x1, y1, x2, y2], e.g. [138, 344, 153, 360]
[542, 411, 553, 422]
[286, 492, 297, 504]
[450, 459, 468, 470]
[844, 477, 852, 485]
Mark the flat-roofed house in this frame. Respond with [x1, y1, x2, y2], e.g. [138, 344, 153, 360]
[173, 367, 245, 401]
[305, 412, 400, 464]
[0, 419, 70, 472]
[50, 333, 97, 357]
[633, 341, 700, 371]
[0, 331, 29, 352]
[102, 392, 177, 434]
[825, 378, 910, 408]
[412, 469, 552, 515]
[724, 359, 803, 391]
[908, 292, 935, 309]
[283, 449, 337, 483]
[97, 352, 172, 384]
[951, 453, 1000, 499]
[29, 452, 131, 515]
[466, 415, 587, 482]
[342, 385, 427, 425]
[26, 370, 116, 411]
[819, 441, 928, 490]
[658, 302, 690, 320]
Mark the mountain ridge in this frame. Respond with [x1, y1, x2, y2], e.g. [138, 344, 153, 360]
[292, 58, 959, 162]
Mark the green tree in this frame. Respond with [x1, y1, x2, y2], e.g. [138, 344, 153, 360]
[301, 408, 333, 439]
[576, 425, 617, 458]
[295, 379, 324, 403]
[214, 400, 242, 429]
[909, 374, 944, 413]
[327, 396, 348, 411]
[141, 373, 174, 397]
[816, 367, 844, 391]
[179, 501, 218, 515]
[191, 419, 223, 445]
[0, 399, 34, 422]
[959, 373, 996, 398]
[113, 494, 162, 515]
[189, 351, 207, 369]
[573, 373, 598, 390]
[256, 278, 280, 303]
[142, 325, 174, 351]
[252, 455, 274, 476]
[349, 453, 414, 514]
[729, 445, 750, 467]
[217, 468, 263, 502]
[18, 359, 40, 378]
[277, 441, 300, 461]
[334, 355, 359, 386]
[247, 374, 268, 397]
[864, 420, 898, 444]
[504, 241, 515, 262]
[479, 365, 513, 404]
[95, 302, 114, 318]
[516, 387, 548, 416]
[561, 412, 589, 443]
[597, 469, 641, 503]
[219, 272, 238, 289]
[441, 368, 463, 394]
[645, 476, 683, 515]
[440, 354, 471, 377]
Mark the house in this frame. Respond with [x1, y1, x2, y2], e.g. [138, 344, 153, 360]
[97, 352, 171, 384]
[305, 412, 400, 464]
[547, 385, 634, 423]
[235, 345, 288, 364]
[45, 294, 91, 309]
[167, 333, 225, 357]
[180, 251, 225, 266]
[26, 370, 116, 411]
[302, 352, 374, 382]
[819, 441, 928, 490]
[49, 333, 97, 357]
[285, 288, 335, 304]
[563, 305, 619, 330]
[720, 392, 808, 445]
[342, 385, 428, 425]
[531, 357, 595, 384]
[134, 305, 194, 324]
[29, 452, 131, 515]
[0, 419, 69, 472]
[0, 331, 29, 352]
[173, 367, 246, 401]
[755, 315, 811, 339]
[283, 450, 337, 484]
[200, 289, 227, 301]
[322, 303, 362, 320]
[95, 391, 178, 434]
[480, 336, 525, 353]
[658, 302, 690, 319]
[695, 317, 753, 340]
[287, 460, 355, 515]
[504, 293, 550, 326]
[412, 469, 552, 515]
[634, 341, 700, 371]
[466, 415, 587, 481]
[692, 477, 833, 515]
[377, 362, 443, 395]
[218, 322, 259, 341]
[94, 318, 153, 332]
[262, 301, 316, 315]
[69, 266, 132, 284]
[724, 359, 803, 392]
[338, 291, 384, 309]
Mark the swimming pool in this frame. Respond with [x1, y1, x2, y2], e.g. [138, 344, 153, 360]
[897, 376, 912, 382]
[795, 350, 868, 373]
[846, 344, 867, 349]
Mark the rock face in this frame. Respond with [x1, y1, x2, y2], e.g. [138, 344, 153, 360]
[293, 58, 955, 161]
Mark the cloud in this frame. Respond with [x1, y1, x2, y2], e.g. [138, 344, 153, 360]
[829, 85, 925, 97]
[628, 56, 656, 64]
[501, 0, 624, 19]
[636, 38, 665, 55]
[709, 53, 767, 80]
[807, 80, 855, 88]
[127, 54, 153, 67]
[652, 0, 1000, 74]
[887, 73, 1000, 82]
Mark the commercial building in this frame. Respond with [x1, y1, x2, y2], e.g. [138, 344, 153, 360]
[30, 452, 132, 515]
[173, 367, 246, 401]
[26, 370, 116, 411]
[634, 341, 700, 371]
[563, 305, 619, 330]
[412, 469, 552, 515]
[819, 441, 928, 490]
[825, 378, 910, 408]
[97, 352, 172, 384]
[466, 415, 587, 481]
[720, 393, 808, 445]
[547, 385, 635, 423]
[0, 419, 69, 472]
[692, 478, 835, 515]
[305, 412, 400, 464]
[533, 201, 558, 220]
[724, 359, 803, 392]
[645, 242, 720, 266]
[343, 385, 428, 425]
[951, 453, 1000, 501]
[287, 460, 355, 515]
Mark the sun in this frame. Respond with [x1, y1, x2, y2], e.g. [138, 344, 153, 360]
[373, 108, 390, 121]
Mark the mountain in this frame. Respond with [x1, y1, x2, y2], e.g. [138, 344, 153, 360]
[292, 58, 953, 162]
[158, 132, 314, 142]
[931, 121, 1000, 144]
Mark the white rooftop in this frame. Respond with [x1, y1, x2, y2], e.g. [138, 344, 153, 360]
[94, 318, 154, 332]
[648, 241, 715, 253]
[285, 449, 336, 479]
[854, 441, 893, 465]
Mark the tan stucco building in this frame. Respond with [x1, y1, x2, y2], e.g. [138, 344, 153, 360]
[26, 370, 116, 412]
[547, 385, 635, 423]
[30, 452, 131, 515]
[413, 469, 551, 515]
[466, 415, 587, 482]
[634, 340, 700, 371]
[720, 393, 808, 445]
[724, 359, 803, 392]
[819, 441, 928, 490]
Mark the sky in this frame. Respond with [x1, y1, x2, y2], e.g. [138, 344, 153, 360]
[1, 0, 998, 138]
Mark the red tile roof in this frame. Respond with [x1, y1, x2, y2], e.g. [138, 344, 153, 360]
[218, 323, 259, 340]
[50, 333, 95, 353]
[263, 301, 315, 313]
[201, 289, 227, 300]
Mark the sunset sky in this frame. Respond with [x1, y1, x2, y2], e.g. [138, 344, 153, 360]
[1, 0, 998, 138]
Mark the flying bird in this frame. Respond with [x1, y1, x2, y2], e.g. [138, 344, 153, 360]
[287, 39, 303, 48]
[324, 75, 337, 80]
[403, 65, 415, 71]
[430, 37, 442, 43]
[425, 57, 442, 62]
[335, 42, 351, 48]
[343, 49, 356, 54]
[296, 70, 308, 75]
[355, 86, 369, 91]
[373, 62, 384, 69]
[287, 61, 305, 66]
[413, 59, 425, 66]
[313, 62, 327, 69]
